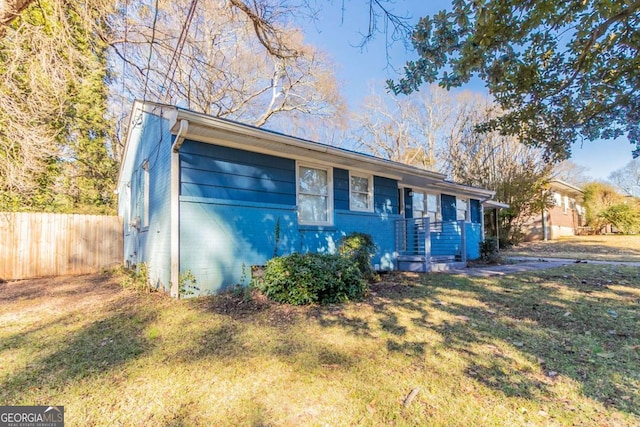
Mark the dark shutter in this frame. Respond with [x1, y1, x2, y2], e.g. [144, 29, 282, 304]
[470, 199, 481, 223]
[441, 194, 456, 221]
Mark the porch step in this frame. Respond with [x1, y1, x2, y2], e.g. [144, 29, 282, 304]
[397, 255, 428, 273]
[396, 255, 466, 273]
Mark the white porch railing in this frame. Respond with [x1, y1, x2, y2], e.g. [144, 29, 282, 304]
[394, 218, 467, 271]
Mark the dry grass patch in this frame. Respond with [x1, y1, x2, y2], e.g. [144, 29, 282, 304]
[505, 235, 640, 262]
[1, 267, 639, 426]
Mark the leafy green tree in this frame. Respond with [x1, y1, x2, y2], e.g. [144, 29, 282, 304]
[388, 0, 640, 162]
[599, 203, 640, 234]
[582, 182, 625, 232]
[432, 90, 553, 243]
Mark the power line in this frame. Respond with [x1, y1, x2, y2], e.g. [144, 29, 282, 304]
[119, 0, 129, 120]
[160, 0, 199, 102]
[141, 0, 160, 102]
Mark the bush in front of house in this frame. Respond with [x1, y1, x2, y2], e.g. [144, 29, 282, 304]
[479, 238, 501, 264]
[253, 252, 366, 305]
[338, 232, 378, 281]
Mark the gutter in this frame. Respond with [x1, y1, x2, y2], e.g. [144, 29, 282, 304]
[170, 119, 189, 298]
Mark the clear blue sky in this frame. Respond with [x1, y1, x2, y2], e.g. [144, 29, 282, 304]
[299, 0, 635, 181]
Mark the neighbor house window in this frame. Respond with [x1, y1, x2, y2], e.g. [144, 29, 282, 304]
[456, 198, 468, 221]
[553, 192, 562, 206]
[142, 161, 149, 228]
[298, 163, 333, 225]
[563, 195, 569, 214]
[350, 172, 373, 211]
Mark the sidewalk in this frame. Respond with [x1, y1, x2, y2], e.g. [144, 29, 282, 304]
[446, 257, 640, 277]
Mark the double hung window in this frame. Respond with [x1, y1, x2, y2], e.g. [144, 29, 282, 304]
[298, 164, 333, 225]
[350, 173, 372, 212]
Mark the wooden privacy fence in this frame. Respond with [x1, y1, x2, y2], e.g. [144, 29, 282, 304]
[0, 212, 123, 280]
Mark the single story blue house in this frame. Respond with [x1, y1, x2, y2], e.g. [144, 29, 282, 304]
[117, 101, 497, 297]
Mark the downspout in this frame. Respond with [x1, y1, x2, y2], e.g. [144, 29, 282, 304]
[170, 119, 189, 298]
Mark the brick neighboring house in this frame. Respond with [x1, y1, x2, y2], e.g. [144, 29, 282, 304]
[522, 180, 585, 241]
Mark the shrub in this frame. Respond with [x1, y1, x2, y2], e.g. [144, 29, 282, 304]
[179, 270, 199, 298]
[253, 252, 366, 305]
[479, 238, 501, 264]
[338, 232, 378, 280]
[120, 262, 150, 292]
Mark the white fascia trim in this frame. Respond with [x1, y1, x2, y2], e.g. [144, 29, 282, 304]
[432, 181, 495, 200]
[171, 108, 445, 182]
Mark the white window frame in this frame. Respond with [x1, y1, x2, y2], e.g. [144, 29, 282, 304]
[410, 190, 441, 222]
[456, 197, 468, 221]
[296, 162, 333, 226]
[563, 195, 569, 214]
[553, 192, 562, 206]
[142, 160, 150, 228]
[349, 172, 373, 212]
[426, 193, 440, 222]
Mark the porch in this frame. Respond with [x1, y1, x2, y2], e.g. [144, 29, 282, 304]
[394, 218, 479, 272]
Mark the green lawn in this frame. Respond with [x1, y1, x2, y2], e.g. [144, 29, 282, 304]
[1, 266, 639, 426]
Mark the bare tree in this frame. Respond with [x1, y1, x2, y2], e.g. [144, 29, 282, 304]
[352, 85, 553, 242]
[609, 159, 640, 197]
[350, 85, 454, 169]
[438, 94, 553, 241]
[0, 0, 32, 29]
[551, 160, 592, 187]
[110, 0, 345, 146]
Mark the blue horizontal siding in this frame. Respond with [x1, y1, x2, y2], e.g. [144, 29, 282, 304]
[431, 221, 463, 257]
[180, 197, 401, 295]
[122, 111, 174, 292]
[180, 154, 295, 183]
[181, 183, 296, 204]
[181, 168, 296, 194]
[181, 140, 294, 170]
[179, 141, 296, 206]
[466, 222, 482, 260]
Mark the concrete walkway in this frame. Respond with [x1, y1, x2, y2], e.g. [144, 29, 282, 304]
[446, 257, 640, 277]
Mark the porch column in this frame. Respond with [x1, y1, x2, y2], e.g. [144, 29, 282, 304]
[424, 218, 431, 271]
[460, 220, 467, 263]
